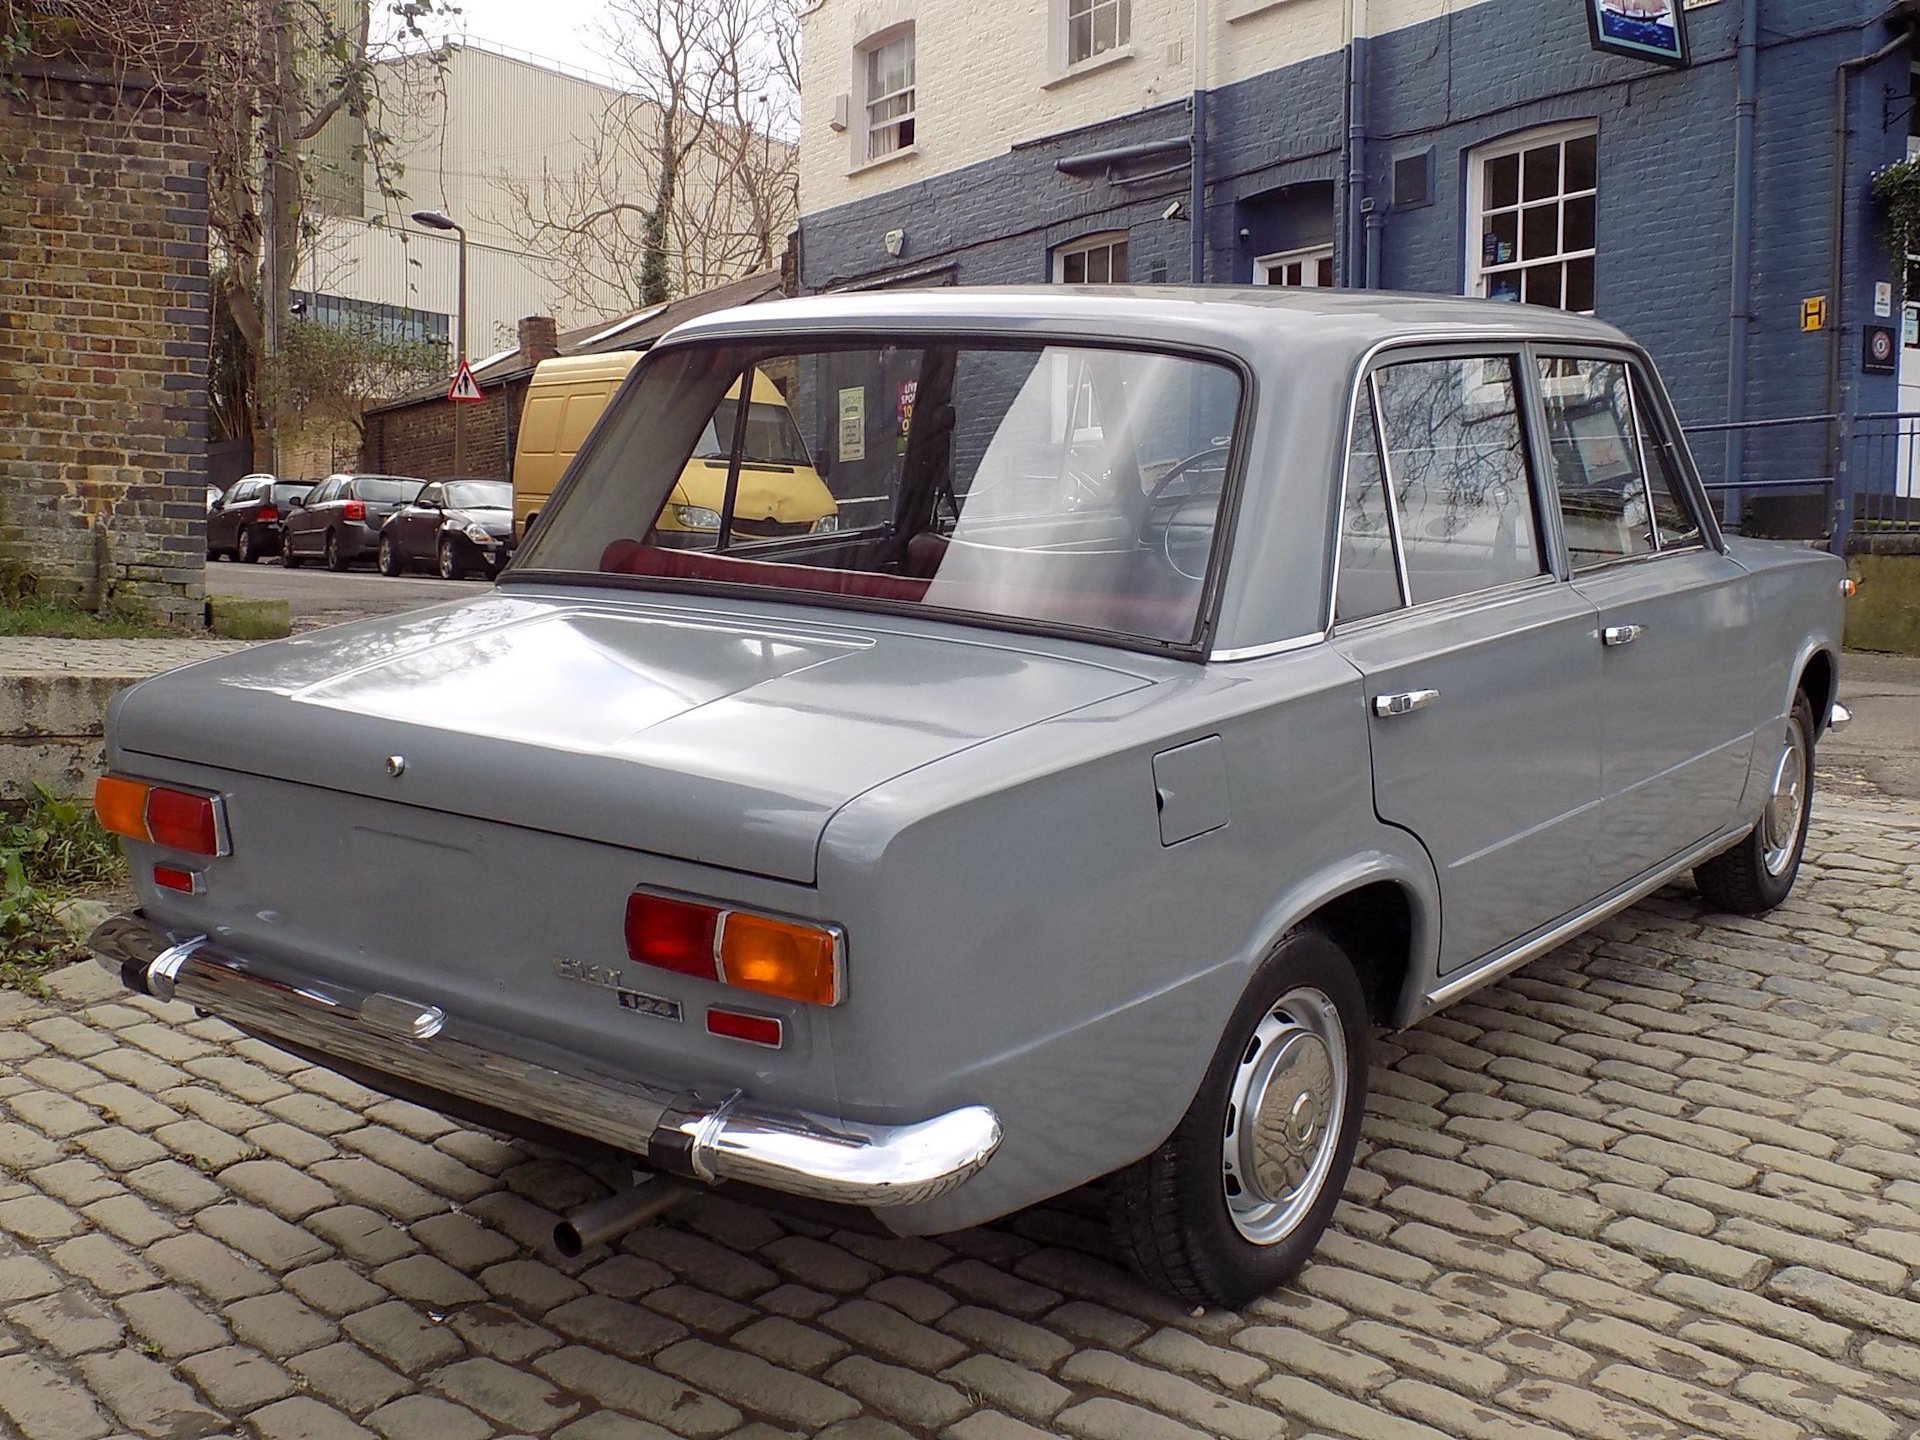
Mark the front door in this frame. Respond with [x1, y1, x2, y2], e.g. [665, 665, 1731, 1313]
[1330, 352, 1602, 974]
[1533, 353, 1756, 885]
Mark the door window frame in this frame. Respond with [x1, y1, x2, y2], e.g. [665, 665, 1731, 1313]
[1522, 341, 1723, 576]
[1327, 340, 1560, 632]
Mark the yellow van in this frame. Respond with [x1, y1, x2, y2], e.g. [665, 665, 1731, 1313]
[512, 354, 837, 544]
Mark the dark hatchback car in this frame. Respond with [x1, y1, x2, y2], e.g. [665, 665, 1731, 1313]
[284, 474, 425, 571]
[207, 478, 315, 563]
[378, 479, 516, 580]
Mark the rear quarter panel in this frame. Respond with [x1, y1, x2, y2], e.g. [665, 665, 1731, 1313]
[817, 643, 1440, 1234]
[1724, 538, 1846, 816]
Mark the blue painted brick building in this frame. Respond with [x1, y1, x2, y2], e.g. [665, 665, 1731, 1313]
[797, 0, 1920, 526]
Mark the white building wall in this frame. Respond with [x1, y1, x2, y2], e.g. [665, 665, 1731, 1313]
[798, 0, 1488, 219]
[295, 43, 645, 346]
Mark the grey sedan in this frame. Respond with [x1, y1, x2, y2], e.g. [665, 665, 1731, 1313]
[89, 289, 1845, 1306]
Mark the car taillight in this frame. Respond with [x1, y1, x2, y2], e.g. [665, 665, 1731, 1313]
[623, 891, 843, 1005]
[256, 506, 278, 522]
[342, 500, 366, 521]
[153, 863, 204, 895]
[93, 776, 229, 857]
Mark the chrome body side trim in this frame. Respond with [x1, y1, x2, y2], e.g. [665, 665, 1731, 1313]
[1417, 824, 1747, 1018]
[87, 913, 1000, 1209]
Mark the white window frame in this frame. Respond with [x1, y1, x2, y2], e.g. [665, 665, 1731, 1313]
[856, 25, 916, 166]
[1057, 0, 1131, 71]
[1052, 230, 1130, 285]
[1255, 244, 1335, 288]
[1465, 120, 1599, 314]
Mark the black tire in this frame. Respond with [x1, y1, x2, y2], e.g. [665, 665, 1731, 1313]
[324, 530, 347, 572]
[283, 544, 303, 568]
[1109, 927, 1369, 1308]
[437, 537, 464, 581]
[1694, 690, 1816, 915]
[236, 527, 258, 564]
[377, 535, 402, 577]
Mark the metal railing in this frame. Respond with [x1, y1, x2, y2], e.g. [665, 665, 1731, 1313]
[1683, 413, 1836, 543]
[1839, 411, 1920, 545]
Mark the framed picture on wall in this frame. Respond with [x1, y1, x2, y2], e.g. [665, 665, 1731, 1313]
[1585, 0, 1690, 68]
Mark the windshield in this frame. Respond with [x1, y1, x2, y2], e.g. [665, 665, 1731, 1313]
[517, 341, 1243, 646]
[445, 481, 512, 510]
[356, 477, 424, 504]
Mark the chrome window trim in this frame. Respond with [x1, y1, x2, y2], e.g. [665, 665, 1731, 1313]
[1626, 364, 1709, 551]
[1209, 631, 1328, 663]
[1333, 570, 1564, 639]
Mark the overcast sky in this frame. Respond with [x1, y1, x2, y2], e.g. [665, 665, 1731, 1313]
[385, 0, 622, 84]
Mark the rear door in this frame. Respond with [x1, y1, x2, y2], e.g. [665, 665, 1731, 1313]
[287, 478, 335, 554]
[1532, 351, 1755, 885]
[1330, 349, 1603, 975]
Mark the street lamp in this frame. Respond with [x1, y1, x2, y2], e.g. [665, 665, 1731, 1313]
[411, 208, 469, 475]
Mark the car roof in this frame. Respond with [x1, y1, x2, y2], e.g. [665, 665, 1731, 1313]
[662, 285, 1630, 355]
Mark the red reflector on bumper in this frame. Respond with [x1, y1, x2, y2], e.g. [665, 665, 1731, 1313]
[706, 1007, 783, 1048]
[153, 864, 203, 894]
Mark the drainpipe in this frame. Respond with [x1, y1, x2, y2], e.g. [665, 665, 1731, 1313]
[1724, 0, 1758, 521]
[1347, 0, 1370, 287]
[1191, 0, 1208, 284]
[1828, 19, 1916, 553]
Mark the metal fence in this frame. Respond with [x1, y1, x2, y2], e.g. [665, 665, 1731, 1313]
[1680, 410, 1920, 550]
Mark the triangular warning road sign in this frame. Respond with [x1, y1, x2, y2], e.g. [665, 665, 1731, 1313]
[447, 360, 483, 402]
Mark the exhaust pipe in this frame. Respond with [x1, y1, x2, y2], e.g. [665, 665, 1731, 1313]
[553, 1176, 689, 1258]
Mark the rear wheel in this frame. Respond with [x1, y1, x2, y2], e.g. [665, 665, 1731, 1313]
[1109, 927, 1368, 1308]
[1694, 690, 1815, 915]
[236, 527, 258, 564]
[324, 530, 346, 572]
[377, 535, 402, 577]
[438, 537, 465, 581]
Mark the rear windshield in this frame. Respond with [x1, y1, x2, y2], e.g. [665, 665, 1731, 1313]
[516, 341, 1243, 647]
[356, 478, 425, 504]
[446, 481, 513, 510]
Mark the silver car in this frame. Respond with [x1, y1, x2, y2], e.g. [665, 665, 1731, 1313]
[90, 290, 1846, 1306]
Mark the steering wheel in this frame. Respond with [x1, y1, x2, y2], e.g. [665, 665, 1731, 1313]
[1136, 446, 1230, 577]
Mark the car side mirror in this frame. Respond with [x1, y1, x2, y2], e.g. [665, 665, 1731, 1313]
[814, 444, 832, 479]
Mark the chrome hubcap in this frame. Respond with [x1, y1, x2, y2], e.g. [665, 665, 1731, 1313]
[1222, 986, 1347, 1246]
[1762, 716, 1808, 877]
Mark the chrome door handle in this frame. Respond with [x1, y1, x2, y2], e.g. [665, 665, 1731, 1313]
[1601, 624, 1646, 647]
[1373, 688, 1440, 718]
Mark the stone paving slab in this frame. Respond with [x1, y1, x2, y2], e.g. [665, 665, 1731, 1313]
[2, 782, 1919, 1438]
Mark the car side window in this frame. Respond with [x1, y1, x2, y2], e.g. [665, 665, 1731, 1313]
[1536, 356, 1656, 568]
[1373, 355, 1544, 604]
[1630, 370, 1704, 549]
[1334, 383, 1404, 624]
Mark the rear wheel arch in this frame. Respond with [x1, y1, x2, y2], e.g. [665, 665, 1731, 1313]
[1302, 880, 1422, 1028]
[1797, 648, 1836, 737]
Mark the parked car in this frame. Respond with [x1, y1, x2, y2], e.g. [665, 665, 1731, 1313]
[206, 477, 315, 563]
[88, 290, 1848, 1307]
[206, 483, 223, 512]
[379, 479, 516, 579]
[512, 351, 640, 544]
[283, 473, 425, 571]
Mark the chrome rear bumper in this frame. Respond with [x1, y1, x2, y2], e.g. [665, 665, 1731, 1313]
[88, 913, 1000, 1209]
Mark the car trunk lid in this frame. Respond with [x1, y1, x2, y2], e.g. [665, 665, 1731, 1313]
[112, 594, 1149, 883]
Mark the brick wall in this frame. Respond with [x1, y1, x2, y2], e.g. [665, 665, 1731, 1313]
[800, 0, 1908, 482]
[0, 64, 213, 625]
[361, 380, 526, 481]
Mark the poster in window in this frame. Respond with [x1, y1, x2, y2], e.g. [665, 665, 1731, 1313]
[1585, 0, 1689, 68]
[838, 387, 866, 463]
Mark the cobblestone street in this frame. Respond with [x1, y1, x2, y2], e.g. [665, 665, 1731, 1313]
[2, 779, 1918, 1440]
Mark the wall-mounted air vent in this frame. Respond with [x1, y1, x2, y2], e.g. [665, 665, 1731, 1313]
[1393, 149, 1435, 210]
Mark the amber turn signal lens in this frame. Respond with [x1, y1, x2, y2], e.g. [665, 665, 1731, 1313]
[720, 911, 841, 1006]
[93, 776, 151, 842]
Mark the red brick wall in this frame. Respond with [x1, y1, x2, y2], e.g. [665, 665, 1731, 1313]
[0, 66, 212, 624]
[362, 379, 527, 482]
